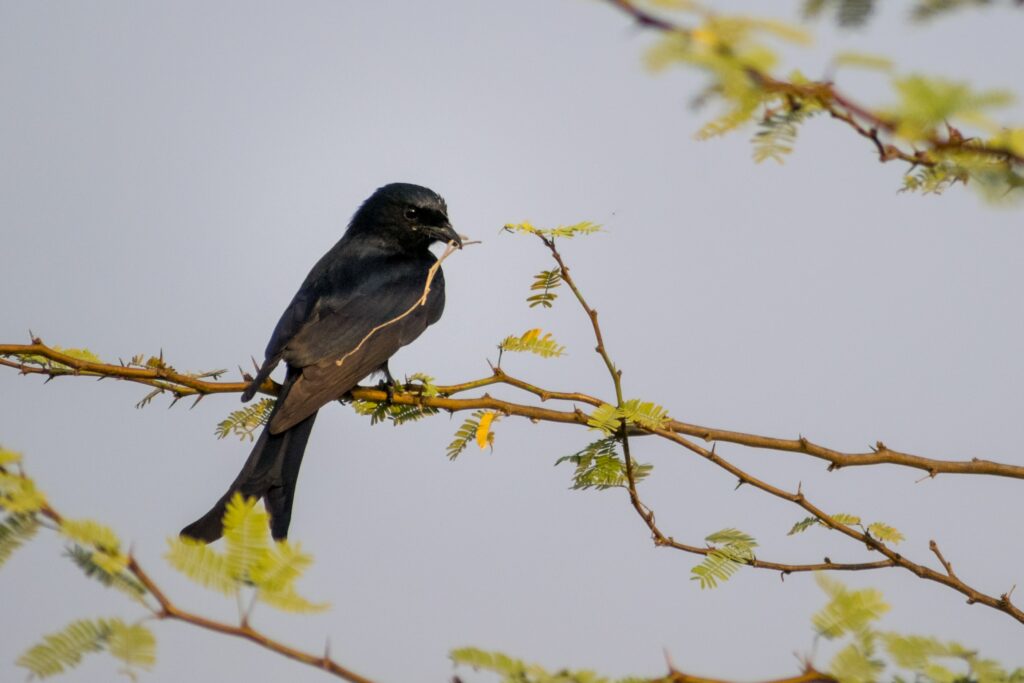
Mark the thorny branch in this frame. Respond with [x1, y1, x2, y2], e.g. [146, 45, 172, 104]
[2, 246, 1023, 626]
[2, 342, 1020, 480]
[8, 465, 836, 682]
[602, 0, 1024, 170]
[31, 500, 374, 683]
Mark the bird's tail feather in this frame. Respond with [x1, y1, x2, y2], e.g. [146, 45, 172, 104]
[180, 408, 318, 543]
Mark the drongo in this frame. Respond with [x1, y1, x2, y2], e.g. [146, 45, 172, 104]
[181, 183, 460, 542]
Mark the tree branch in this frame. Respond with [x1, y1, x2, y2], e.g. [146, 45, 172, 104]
[600, 0, 1024, 172]
[32, 498, 376, 683]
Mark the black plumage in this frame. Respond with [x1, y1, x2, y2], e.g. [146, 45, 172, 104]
[181, 183, 460, 542]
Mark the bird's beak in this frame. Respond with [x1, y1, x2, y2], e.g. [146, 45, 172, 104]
[425, 220, 462, 248]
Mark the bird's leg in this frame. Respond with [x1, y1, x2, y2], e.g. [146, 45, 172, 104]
[376, 362, 397, 404]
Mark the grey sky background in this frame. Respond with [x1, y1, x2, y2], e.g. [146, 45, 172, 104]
[2, 1, 1022, 681]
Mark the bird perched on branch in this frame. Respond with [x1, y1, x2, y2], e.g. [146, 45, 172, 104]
[182, 183, 461, 542]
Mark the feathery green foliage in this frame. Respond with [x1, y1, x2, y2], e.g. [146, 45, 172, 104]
[554, 438, 652, 491]
[406, 372, 440, 397]
[0, 469, 47, 514]
[351, 399, 439, 426]
[887, 76, 1013, 140]
[17, 618, 156, 680]
[0, 513, 39, 568]
[788, 513, 904, 545]
[451, 647, 645, 683]
[631, 1, 1024, 200]
[830, 513, 862, 526]
[787, 516, 820, 535]
[912, 0, 1005, 22]
[867, 522, 905, 544]
[17, 618, 115, 679]
[447, 410, 487, 460]
[64, 546, 147, 601]
[690, 528, 758, 589]
[811, 578, 1024, 682]
[216, 397, 276, 441]
[0, 445, 22, 466]
[165, 535, 238, 595]
[504, 220, 601, 239]
[813, 574, 890, 638]
[499, 329, 566, 359]
[60, 518, 127, 574]
[829, 632, 884, 683]
[832, 51, 894, 72]
[752, 106, 821, 164]
[587, 400, 670, 435]
[107, 621, 157, 673]
[166, 494, 327, 612]
[802, 0, 877, 26]
[527, 268, 562, 308]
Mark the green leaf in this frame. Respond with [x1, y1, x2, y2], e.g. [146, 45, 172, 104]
[64, 546, 148, 602]
[17, 618, 115, 679]
[831, 513, 862, 526]
[690, 528, 758, 589]
[165, 535, 238, 595]
[867, 522, 905, 544]
[830, 638, 885, 683]
[802, 0, 877, 27]
[499, 329, 566, 358]
[222, 494, 271, 580]
[216, 398, 276, 441]
[587, 404, 622, 435]
[60, 518, 122, 555]
[448, 411, 486, 460]
[618, 399, 670, 431]
[107, 621, 156, 671]
[251, 539, 327, 612]
[787, 516, 820, 535]
[0, 446, 23, 466]
[0, 470, 47, 514]
[0, 513, 39, 568]
[503, 220, 602, 239]
[813, 574, 890, 638]
[889, 75, 1014, 139]
[555, 438, 653, 491]
[832, 51, 894, 72]
[527, 268, 562, 308]
[406, 372, 439, 397]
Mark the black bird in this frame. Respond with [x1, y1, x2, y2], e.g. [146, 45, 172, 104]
[182, 183, 460, 542]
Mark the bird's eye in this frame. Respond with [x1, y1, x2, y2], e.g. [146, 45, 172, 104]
[404, 208, 418, 221]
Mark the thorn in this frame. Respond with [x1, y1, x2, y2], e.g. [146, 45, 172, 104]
[168, 395, 181, 409]
[734, 478, 744, 490]
[662, 648, 678, 675]
[251, 356, 261, 372]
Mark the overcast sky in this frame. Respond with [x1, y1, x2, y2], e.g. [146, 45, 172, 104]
[2, 1, 1023, 681]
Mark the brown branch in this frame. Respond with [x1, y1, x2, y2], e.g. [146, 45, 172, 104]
[600, 0, 1024, 169]
[650, 424, 1024, 625]
[30, 496, 375, 682]
[126, 557, 374, 683]
[667, 420, 1024, 480]
[4, 310, 1023, 620]
[658, 665, 836, 683]
[5, 341, 1021, 480]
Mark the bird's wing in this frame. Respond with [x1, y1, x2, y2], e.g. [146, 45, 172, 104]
[268, 258, 445, 433]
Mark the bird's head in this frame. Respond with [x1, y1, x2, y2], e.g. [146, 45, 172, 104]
[350, 183, 461, 250]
